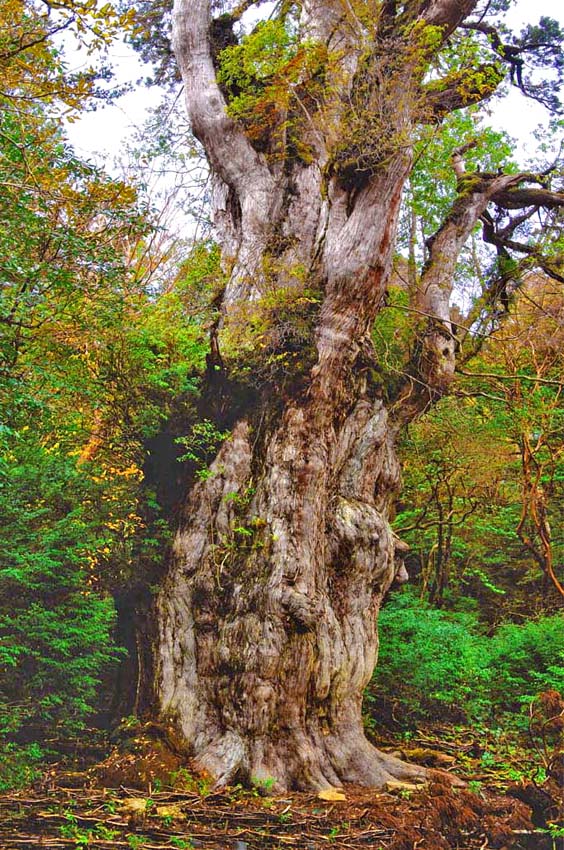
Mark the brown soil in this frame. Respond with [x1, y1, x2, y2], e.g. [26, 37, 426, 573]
[1, 722, 560, 850]
[0, 770, 540, 850]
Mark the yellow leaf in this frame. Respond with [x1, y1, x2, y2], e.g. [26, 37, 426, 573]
[119, 798, 147, 814]
[155, 804, 186, 820]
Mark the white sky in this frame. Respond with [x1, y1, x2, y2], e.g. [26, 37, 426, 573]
[65, 0, 564, 166]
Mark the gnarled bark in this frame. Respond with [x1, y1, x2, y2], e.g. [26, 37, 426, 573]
[157, 394, 430, 790]
[147, 0, 564, 790]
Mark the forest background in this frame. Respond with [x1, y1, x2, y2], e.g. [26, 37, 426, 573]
[0, 0, 563, 805]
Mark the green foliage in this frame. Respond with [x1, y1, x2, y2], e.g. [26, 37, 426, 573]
[0, 108, 145, 370]
[0, 222, 213, 776]
[169, 838, 194, 849]
[218, 19, 297, 103]
[394, 396, 519, 606]
[59, 811, 93, 847]
[369, 588, 564, 728]
[127, 835, 149, 849]
[0, 194, 214, 782]
[372, 285, 413, 397]
[0, 432, 123, 739]
[219, 280, 320, 387]
[487, 617, 564, 713]
[175, 420, 231, 467]
[407, 111, 515, 240]
[0, 0, 218, 789]
[251, 774, 277, 794]
[369, 589, 490, 724]
[217, 16, 326, 159]
[0, 743, 43, 792]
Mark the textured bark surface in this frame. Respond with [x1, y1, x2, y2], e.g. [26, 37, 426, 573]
[155, 159, 420, 787]
[149, 0, 564, 790]
[157, 397, 427, 789]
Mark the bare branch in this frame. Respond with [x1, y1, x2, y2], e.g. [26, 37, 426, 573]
[481, 209, 564, 285]
[172, 0, 276, 204]
[456, 369, 564, 388]
[417, 0, 480, 38]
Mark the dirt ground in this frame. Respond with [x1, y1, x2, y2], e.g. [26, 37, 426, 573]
[0, 724, 561, 850]
[0, 778, 541, 850]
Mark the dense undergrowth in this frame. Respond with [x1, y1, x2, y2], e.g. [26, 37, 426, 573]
[369, 588, 564, 731]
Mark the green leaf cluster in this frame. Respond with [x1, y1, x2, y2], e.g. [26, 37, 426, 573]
[218, 19, 297, 102]
[217, 17, 326, 160]
[0, 742, 43, 792]
[368, 588, 564, 728]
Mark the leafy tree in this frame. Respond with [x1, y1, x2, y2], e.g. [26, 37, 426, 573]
[393, 273, 564, 613]
[0, 0, 135, 112]
[112, 0, 564, 793]
[0, 104, 138, 760]
[0, 437, 122, 740]
[4, 0, 564, 794]
[393, 397, 515, 609]
[0, 1, 214, 782]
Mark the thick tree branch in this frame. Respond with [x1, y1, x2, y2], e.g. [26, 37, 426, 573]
[392, 169, 554, 423]
[375, 1, 480, 50]
[481, 208, 564, 286]
[491, 185, 564, 210]
[172, 0, 285, 307]
[172, 0, 276, 206]
[417, 0, 480, 38]
[301, 0, 338, 33]
[231, 0, 267, 22]
[422, 63, 504, 119]
[462, 21, 522, 68]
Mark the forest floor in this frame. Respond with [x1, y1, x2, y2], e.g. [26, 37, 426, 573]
[0, 726, 561, 850]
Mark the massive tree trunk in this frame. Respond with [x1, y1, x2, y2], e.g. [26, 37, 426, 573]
[149, 0, 564, 790]
[157, 155, 419, 789]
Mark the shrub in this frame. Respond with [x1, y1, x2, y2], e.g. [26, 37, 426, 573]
[0, 436, 122, 748]
[368, 588, 564, 729]
[0, 743, 43, 792]
[486, 616, 564, 715]
[367, 589, 491, 726]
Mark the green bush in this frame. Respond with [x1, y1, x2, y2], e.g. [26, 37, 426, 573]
[486, 616, 564, 714]
[367, 589, 491, 725]
[367, 588, 564, 728]
[0, 432, 122, 745]
[0, 743, 43, 792]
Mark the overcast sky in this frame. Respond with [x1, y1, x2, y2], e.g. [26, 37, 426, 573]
[65, 0, 563, 166]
